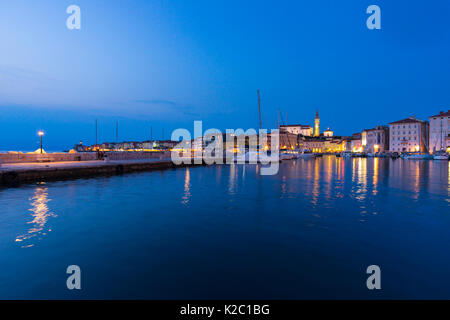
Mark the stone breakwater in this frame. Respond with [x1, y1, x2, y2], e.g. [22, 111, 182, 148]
[0, 159, 200, 186]
[0, 151, 167, 164]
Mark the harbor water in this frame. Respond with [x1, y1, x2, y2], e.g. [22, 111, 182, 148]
[0, 156, 449, 299]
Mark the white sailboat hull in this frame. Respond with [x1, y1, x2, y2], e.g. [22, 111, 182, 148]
[403, 154, 433, 160]
[280, 153, 294, 160]
[297, 153, 315, 159]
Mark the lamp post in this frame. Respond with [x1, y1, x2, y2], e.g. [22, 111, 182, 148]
[38, 131, 44, 154]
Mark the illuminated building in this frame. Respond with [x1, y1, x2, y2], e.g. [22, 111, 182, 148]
[361, 130, 368, 148]
[279, 124, 313, 136]
[314, 110, 320, 137]
[299, 136, 346, 153]
[429, 110, 450, 153]
[363, 126, 389, 153]
[350, 133, 362, 152]
[323, 128, 333, 137]
[389, 116, 429, 153]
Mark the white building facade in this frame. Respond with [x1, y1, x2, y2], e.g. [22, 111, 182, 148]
[389, 116, 429, 153]
[279, 124, 313, 137]
[323, 128, 333, 137]
[429, 110, 450, 153]
[363, 126, 389, 153]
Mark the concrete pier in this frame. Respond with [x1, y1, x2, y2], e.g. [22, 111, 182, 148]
[0, 159, 197, 186]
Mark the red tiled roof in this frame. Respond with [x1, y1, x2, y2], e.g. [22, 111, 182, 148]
[429, 110, 450, 118]
[389, 117, 426, 124]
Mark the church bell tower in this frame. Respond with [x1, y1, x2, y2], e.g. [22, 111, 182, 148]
[314, 109, 320, 137]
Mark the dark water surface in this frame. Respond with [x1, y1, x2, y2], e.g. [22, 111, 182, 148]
[0, 156, 449, 299]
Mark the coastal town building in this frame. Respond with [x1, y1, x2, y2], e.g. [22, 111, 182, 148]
[80, 140, 178, 152]
[279, 124, 313, 136]
[277, 109, 346, 152]
[429, 110, 450, 153]
[323, 128, 333, 137]
[350, 133, 362, 152]
[362, 126, 389, 153]
[299, 136, 346, 153]
[142, 141, 158, 150]
[361, 130, 368, 147]
[74, 141, 88, 152]
[280, 132, 300, 150]
[157, 140, 178, 150]
[389, 116, 429, 152]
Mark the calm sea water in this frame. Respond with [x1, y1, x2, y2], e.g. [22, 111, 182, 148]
[0, 156, 449, 299]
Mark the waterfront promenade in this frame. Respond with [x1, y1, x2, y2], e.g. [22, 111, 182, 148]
[0, 158, 193, 185]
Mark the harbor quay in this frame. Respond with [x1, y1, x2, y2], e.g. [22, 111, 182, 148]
[0, 158, 204, 186]
[0, 151, 202, 186]
[0, 150, 280, 186]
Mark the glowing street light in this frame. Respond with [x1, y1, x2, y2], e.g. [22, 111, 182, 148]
[38, 131, 44, 154]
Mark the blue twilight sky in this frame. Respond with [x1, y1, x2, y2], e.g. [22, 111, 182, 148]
[0, 0, 449, 151]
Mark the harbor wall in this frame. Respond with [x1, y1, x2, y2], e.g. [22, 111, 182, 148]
[0, 159, 199, 186]
[0, 151, 168, 164]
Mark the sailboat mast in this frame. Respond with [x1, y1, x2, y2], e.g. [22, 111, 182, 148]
[277, 108, 281, 128]
[257, 89, 262, 131]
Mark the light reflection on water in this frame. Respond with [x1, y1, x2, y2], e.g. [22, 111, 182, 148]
[373, 157, 379, 195]
[0, 156, 449, 299]
[181, 168, 191, 205]
[15, 184, 56, 248]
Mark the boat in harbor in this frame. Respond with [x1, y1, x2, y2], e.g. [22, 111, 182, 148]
[433, 149, 449, 160]
[234, 150, 281, 163]
[375, 153, 389, 158]
[401, 153, 433, 160]
[279, 151, 295, 161]
[390, 152, 400, 159]
[296, 152, 316, 159]
[340, 151, 352, 158]
[431, 114, 448, 160]
[235, 151, 260, 163]
[354, 152, 367, 158]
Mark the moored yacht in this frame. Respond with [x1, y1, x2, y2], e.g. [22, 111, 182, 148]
[402, 153, 433, 160]
[297, 152, 316, 159]
[433, 149, 449, 160]
[340, 151, 352, 158]
[279, 151, 295, 160]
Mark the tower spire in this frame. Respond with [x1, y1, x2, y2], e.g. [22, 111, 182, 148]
[314, 109, 320, 136]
